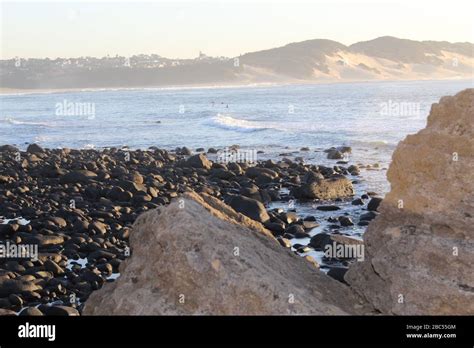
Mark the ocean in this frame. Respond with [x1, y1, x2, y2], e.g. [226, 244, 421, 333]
[1, 79, 472, 198]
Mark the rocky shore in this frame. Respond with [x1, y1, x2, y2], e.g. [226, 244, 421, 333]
[0, 142, 376, 315]
[2, 88, 471, 316]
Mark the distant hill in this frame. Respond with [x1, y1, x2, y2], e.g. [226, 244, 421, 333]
[240, 39, 346, 78]
[1, 36, 473, 90]
[350, 36, 473, 64]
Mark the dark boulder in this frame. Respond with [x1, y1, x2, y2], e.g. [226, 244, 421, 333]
[227, 195, 270, 223]
[367, 197, 383, 211]
[60, 170, 98, 184]
[309, 233, 332, 250]
[291, 176, 354, 200]
[26, 143, 44, 154]
[44, 305, 80, 316]
[327, 267, 349, 284]
[339, 216, 354, 226]
[185, 154, 212, 170]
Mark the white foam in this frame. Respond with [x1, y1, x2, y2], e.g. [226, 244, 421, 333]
[2, 117, 52, 127]
[107, 273, 120, 280]
[205, 113, 271, 133]
[0, 217, 30, 225]
[66, 258, 88, 270]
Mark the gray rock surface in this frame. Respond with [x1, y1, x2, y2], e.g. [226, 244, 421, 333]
[84, 191, 371, 315]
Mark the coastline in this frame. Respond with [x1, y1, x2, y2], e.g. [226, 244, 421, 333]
[1, 76, 472, 96]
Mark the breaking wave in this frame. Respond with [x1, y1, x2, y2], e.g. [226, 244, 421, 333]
[204, 113, 271, 133]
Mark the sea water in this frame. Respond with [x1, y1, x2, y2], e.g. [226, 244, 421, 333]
[1, 79, 472, 197]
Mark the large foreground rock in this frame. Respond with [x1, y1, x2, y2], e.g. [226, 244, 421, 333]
[83, 191, 370, 315]
[346, 89, 474, 314]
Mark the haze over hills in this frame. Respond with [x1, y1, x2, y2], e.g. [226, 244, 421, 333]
[1, 36, 473, 90]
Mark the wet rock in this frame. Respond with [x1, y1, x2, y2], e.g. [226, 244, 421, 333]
[40, 164, 66, 178]
[0, 144, 19, 152]
[339, 216, 354, 227]
[360, 211, 377, 221]
[88, 249, 116, 261]
[73, 219, 90, 232]
[255, 173, 274, 186]
[0, 223, 20, 238]
[264, 222, 285, 236]
[4, 261, 26, 273]
[309, 233, 332, 250]
[19, 307, 44, 316]
[44, 260, 64, 275]
[302, 220, 319, 229]
[291, 176, 354, 200]
[285, 224, 308, 238]
[227, 195, 270, 223]
[210, 168, 235, 180]
[60, 170, 97, 184]
[0, 298, 11, 308]
[8, 294, 23, 306]
[89, 221, 108, 235]
[279, 212, 299, 224]
[302, 171, 324, 184]
[277, 237, 292, 248]
[26, 234, 64, 246]
[0, 279, 42, 297]
[185, 154, 212, 170]
[245, 167, 278, 179]
[26, 143, 44, 154]
[118, 180, 146, 193]
[367, 197, 383, 211]
[49, 217, 67, 228]
[176, 147, 192, 156]
[327, 267, 349, 284]
[316, 205, 340, 211]
[348, 165, 360, 175]
[327, 150, 344, 159]
[44, 305, 80, 316]
[0, 308, 17, 315]
[107, 186, 133, 201]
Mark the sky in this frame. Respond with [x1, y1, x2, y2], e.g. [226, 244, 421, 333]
[1, 0, 473, 59]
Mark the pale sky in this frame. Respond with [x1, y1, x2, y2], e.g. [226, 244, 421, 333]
[1, 0, 473, 59]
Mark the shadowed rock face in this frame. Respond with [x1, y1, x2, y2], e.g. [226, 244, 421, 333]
[346, 88, 474, 315]
[83, 191, 371, 315]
